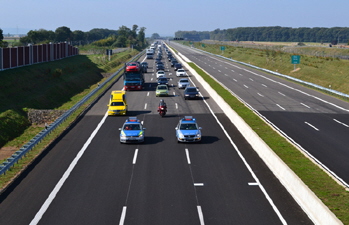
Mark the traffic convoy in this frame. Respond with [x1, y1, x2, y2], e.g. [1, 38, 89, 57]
[0, 42, 317, 225]
[107, 41, 202, 143]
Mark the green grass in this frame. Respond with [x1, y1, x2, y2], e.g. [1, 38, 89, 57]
[0, 70, 123, 188]
[0, 48, 140, 188]
[187, 59, 349, 224]
[187, 41, 349, 96]
[0, 55, 103, 148]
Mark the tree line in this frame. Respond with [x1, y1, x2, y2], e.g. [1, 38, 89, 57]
[175, 26, 349, 44]
[0, 25, 147, 49]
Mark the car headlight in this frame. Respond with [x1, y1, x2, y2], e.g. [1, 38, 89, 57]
[178, 132, 184, 138]
[120, 131, 126, 137]
[196, 133, 201, 138]
[139, 131, 144, 137]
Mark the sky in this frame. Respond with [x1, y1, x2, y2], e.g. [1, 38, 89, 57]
[1, 0, 349, 37]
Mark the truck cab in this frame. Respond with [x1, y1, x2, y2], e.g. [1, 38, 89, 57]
[123, 62, 144, 91]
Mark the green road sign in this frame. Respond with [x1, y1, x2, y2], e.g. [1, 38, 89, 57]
[220, 46, 225, 51]
[202, 44, 205, 47]
[291, 55, 300, 64]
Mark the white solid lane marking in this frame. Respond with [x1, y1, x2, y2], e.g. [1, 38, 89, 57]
[133, 149, 139, 164]
[197, 206, 205, 225]
[119, 206, 127, 225]
[305, 122, 319, 131]
[198, 89, 287, 224]
[30, 112, 109, 225]
[248, 182, 259, 186]
[276, 104, 286, 111]
[333, 119, 349, 127]
[301, 103, 311, 108]
[194, 183, 204, 186]
[185, 148, 191, 164]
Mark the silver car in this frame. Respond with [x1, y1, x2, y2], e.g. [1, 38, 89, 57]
[178, 78, 190, 89]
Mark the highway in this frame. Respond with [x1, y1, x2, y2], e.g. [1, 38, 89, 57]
[169, 41, 349, 187]
[0, 43, 313, 224]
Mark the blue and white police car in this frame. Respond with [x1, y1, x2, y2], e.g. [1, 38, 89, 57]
[175, 116, 202, 142]
[119, 117, 145, 143]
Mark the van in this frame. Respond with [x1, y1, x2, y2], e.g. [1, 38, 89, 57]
[107, 90, 127, 115]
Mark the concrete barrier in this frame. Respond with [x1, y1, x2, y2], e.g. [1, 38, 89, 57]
[173, 48, 342, 225]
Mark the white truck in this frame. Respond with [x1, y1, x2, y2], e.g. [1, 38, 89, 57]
[146, 48, 154, 59]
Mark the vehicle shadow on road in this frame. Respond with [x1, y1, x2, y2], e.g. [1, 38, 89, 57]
[199, 136, 219, 144]
[126, 110, 151, 116]
[144, 136, 165, 144]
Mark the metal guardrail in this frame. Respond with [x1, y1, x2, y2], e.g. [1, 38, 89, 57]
[193, 47, 349, 99]
[0, 50, 145, 176]
[183, 45, 349, 188]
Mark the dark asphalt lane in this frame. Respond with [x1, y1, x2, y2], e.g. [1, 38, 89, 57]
[0, 46, 313, 225]
[171, 42, 349, 186]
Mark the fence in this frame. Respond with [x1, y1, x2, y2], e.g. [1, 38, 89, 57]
[0, 50, 145, 176]
[0, 42, 79, 71]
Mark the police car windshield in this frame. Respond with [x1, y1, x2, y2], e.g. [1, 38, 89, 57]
[180, 123, 197, 130]
[124, 124, 141, 130]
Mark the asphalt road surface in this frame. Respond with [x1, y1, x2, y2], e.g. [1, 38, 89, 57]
[170, 41, 349, 187]
[0, 44, 313, 225]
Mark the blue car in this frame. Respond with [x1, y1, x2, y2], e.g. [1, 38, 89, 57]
[119, 117, 145, 143]
[175, 116, 202, 142]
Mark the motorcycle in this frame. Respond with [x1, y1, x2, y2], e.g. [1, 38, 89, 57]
[158, 106, 167, 117]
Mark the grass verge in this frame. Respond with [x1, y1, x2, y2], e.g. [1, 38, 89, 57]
[184, 41, 349, 96]
[188, 62, 349, 224]
[0, 49, 140, 189]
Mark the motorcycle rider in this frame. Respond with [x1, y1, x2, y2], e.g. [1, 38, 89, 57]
[158, 99, 167, 113]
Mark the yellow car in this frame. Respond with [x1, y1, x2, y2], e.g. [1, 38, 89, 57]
[107, 90, 127, 115]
